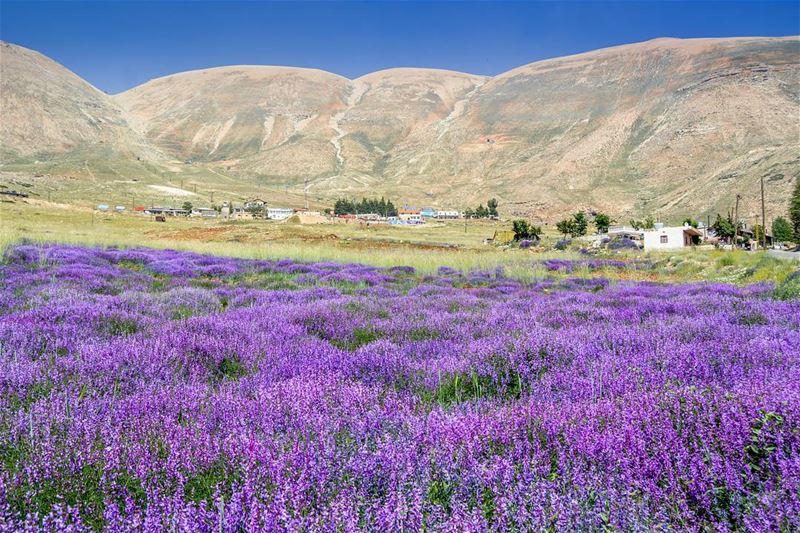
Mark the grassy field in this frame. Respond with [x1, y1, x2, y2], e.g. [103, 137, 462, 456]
[2, 195, 796, 284]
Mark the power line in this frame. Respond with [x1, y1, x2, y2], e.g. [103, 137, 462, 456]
[760, 175, 767, 250]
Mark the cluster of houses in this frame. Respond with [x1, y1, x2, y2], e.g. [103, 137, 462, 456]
[135, 199, 307, 221]
[131, 197, 469, 225]
[341, 208, 463, 225]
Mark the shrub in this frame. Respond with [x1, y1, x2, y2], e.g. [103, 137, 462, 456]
[774, 271, 800, 300]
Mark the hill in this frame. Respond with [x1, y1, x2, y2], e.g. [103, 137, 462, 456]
[1, 37, 798, 220]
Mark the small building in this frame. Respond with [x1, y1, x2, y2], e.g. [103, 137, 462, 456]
[242, 198, 267, 218]
[643, 224, 704, 251]
[267, 207, 294, 220]
[486, 230, 515, 245]
[244, 198, 266, 210]
[355, 213, 381, 221]
[436, 210, 461, 219]
[740, 228, 773, 250]
[191, 208, 218, 218]
[144, 207, 189, 217]
[420, 208, 437, 218]
[398, 209, 423, 223]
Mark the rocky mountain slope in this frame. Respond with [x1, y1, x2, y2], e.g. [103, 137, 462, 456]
[0, 41, 153, 163]
[1, 37, 797, 218]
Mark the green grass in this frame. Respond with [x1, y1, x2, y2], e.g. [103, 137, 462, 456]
[1, 198, 795, 284]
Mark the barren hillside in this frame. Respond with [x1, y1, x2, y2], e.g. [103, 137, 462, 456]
[1, 37, 797, 219]
[0, 42, 154, 163]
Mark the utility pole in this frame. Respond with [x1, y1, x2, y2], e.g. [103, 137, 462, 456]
[304, 178, 309, 210]
[210, 191, 214, 205]
[756, 215, 760, 250]
[760, 175, 767, 250]
[733, 194, 742, 249]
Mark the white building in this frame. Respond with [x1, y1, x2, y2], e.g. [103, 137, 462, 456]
[398, 209, 423, 223]
[643, 224, 703, 251]
[435, 210, 461, 219]
[267, 207, 294, 220]
[191, 208, 218, 218]
[244, 199, 266, 210]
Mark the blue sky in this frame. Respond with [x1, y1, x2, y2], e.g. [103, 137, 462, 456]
[2, 1, 798, 94]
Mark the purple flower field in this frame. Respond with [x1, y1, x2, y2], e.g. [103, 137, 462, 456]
[1, 244, 798, 532]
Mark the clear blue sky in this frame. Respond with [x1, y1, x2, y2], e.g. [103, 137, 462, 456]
[2, 1, 798, 94]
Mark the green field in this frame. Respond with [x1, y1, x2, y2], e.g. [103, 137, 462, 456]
[2, 194, 796, 286]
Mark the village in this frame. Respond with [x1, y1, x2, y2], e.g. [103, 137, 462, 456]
[78, 193, 794, 254]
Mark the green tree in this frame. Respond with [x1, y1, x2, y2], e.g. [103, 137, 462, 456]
[464, 207, 475, 219]
[711, 213, 736, 242]
[790, 178, 800, 242]
[487, 198, 499, 218]
[772, 216, 793, 244]
[556, 218, 575, 237]
[182, 201, 193, 212]
[511, 220, 542, 241]
[682, 217, 699, 228]
[594, 213, 614, 234]
[572, 211, 588, 237]
[475, 204, 489, 218]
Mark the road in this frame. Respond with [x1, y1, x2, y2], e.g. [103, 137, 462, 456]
[768, 250, 800, 261]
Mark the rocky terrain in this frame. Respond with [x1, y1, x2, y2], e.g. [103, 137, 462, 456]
[1, 37, 798, 219]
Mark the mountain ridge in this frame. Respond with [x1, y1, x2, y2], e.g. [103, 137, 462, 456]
[1, 36, 798, 219]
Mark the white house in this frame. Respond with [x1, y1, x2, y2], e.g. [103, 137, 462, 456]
[398, 209, 423, 223]
[435, 210, 461, 219]
[643, 224, 704, 250]
[267, 207, 294, 220]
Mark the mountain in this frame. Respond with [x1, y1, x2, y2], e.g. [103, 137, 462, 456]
[116, 66, 486, 194]
[0, 41, 153, 164]
[382, 37, 800, 218]
[1, 37, 798, 219]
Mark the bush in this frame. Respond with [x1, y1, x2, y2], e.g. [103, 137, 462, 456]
[774, 271, 800, 300]
[511, 220, 541, 242]
[608, 237, 639, 250]
[554, 239, 571, 251]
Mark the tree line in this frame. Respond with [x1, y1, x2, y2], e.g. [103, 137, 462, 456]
[333, 198, 398, 217]
[555, 211, 614, 237]
[464, 198, 498, 219]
